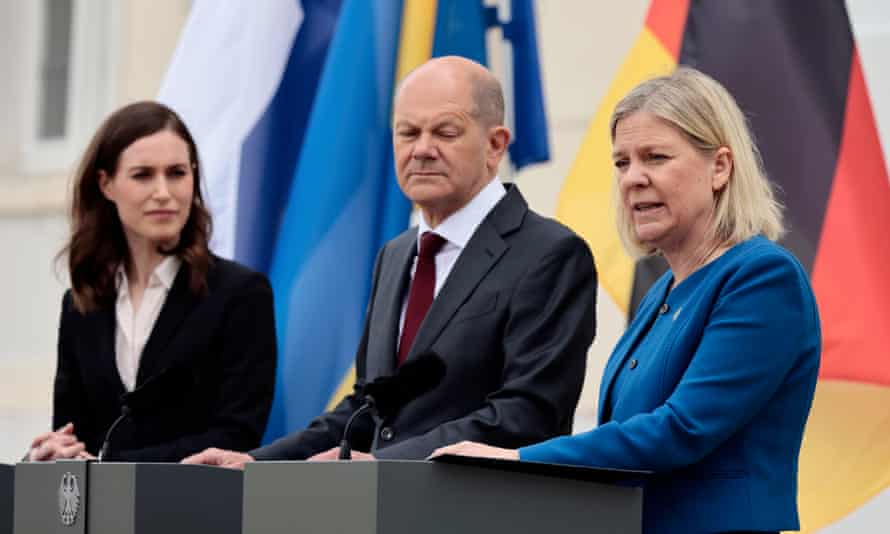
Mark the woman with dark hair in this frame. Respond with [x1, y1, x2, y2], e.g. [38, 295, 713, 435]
[26, 101, 277, 462]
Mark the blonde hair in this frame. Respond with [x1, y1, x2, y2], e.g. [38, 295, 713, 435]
[610, 67, 784, 257]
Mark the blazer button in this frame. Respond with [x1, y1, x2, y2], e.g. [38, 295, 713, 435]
[380, 427, 394, 441]
[629, 359, 638, 369]
[659, 303, 670, 315]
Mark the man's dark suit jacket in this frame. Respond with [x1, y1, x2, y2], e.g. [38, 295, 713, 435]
[53, 257, 277, 462]
[253, 185, 597, 460]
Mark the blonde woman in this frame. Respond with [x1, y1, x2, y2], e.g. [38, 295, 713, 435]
[434, 68, 820, 534]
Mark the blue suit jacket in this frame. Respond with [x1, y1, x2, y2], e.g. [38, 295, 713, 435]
[520, 237, 820, 534]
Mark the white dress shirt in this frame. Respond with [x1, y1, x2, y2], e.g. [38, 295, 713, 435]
[398, 177, 507, 342]
[114, 256, 181, 392]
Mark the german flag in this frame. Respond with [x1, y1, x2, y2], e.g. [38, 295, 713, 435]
[556, 1, 890, 531]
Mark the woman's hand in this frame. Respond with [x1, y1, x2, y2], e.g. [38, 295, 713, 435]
[27, 423, 88, 461]
[429, 441, 520, 461]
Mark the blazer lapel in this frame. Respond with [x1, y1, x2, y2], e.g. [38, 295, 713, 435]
[597, 275, 671, 423]
[407, 186, 524, 361]
[135, 266, 198, 385]
[366, 233, 415, 379]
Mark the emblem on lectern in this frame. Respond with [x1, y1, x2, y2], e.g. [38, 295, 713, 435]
[58, 471, 80, 526]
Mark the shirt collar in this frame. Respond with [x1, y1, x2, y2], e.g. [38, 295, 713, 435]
[115, 265, 128, 297]
[417, 176, 506, 250]
[115, 255, 182, 295]
[153, 255, 182, 290]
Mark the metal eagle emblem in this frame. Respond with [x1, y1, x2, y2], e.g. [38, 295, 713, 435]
[58, 471, 80, 526]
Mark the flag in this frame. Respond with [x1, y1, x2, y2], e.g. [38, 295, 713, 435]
[159, 0, 343, 272]
[261, 0, 417, 440]
[431, 0, 550, 170]
[158, 0, 306, 260]
[500, 0, 550, 169]
[557, 1, 890, 531]
[556, 0, 683, 314]
[232, 0, 344, 272]
[267, 0, 554, 439]
[159, 0, 553, 444]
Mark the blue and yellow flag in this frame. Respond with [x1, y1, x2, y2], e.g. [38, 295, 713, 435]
[264, 0, 552, 441]
[263, 0, 419, 440]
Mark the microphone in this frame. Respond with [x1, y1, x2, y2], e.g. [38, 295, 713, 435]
[338, 351, 446, 459]
[96, 366, 194, 461]
[123, 366, 194, 414]
[363, 351, 447, 418]
[97, 405, 130, 461]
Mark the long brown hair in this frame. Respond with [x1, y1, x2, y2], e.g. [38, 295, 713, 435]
[63, 101, 213, 313]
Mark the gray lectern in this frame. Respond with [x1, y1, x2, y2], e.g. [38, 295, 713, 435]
[1, 464, 13, 534]
[243, 458, 646, 534]
[13, 461, 242, 534]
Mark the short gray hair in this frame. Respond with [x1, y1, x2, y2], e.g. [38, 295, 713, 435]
[469, 70, 505, 127]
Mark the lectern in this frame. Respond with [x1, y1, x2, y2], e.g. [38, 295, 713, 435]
[1, 464, 13, 534]
[242, 457, 647, 534]
[13, 461, 242, 534]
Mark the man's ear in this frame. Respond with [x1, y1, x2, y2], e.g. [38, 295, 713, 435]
[486, 126, 511, 170]
[98, 170, 114, 202]
[712, 146, 732, 192]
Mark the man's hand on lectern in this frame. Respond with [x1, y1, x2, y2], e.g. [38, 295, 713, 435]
[182, 447, 255, 470]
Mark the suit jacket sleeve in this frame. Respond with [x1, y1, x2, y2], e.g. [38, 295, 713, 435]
[249, 247, 387, 460]
[520, 249, 821, 470]
[53, 291, 90, 437]
[115, 273, 277, 462]
[374, 234, 596, 459]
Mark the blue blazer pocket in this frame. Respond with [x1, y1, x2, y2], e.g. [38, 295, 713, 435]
[454, 293, 499, 323]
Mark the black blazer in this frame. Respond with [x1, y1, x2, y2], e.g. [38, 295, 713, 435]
[53, 257, 277, 461]
[253, 185, 597, 460]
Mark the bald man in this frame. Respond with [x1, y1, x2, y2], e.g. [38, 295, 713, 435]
[184, 57, 596, 467]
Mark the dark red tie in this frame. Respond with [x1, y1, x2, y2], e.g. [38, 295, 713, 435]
[398, 232, 446, 364]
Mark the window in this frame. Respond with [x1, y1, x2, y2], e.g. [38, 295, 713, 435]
[22, 0, 117, 175]
[38, 0, 74, 140]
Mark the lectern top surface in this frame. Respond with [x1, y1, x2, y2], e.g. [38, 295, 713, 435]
[432, 454, 651, 486]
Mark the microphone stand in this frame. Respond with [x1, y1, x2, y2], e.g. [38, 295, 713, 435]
[97, 405, 130, 462]
[338, 396, 379, 460]
[336, 352, 445, 459]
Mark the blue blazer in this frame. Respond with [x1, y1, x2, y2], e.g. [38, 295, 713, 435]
[520, 237, 820, 534]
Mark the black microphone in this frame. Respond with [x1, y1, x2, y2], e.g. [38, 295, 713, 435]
[338, 351, 446, 459]
[96, 405, 130, 461]
[123, 366, 194, 414]
[362, 351, 447, 418]
[96, 366, 194, 461]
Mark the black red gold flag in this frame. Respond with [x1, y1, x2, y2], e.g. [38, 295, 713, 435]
[556, 1, 890, 530]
